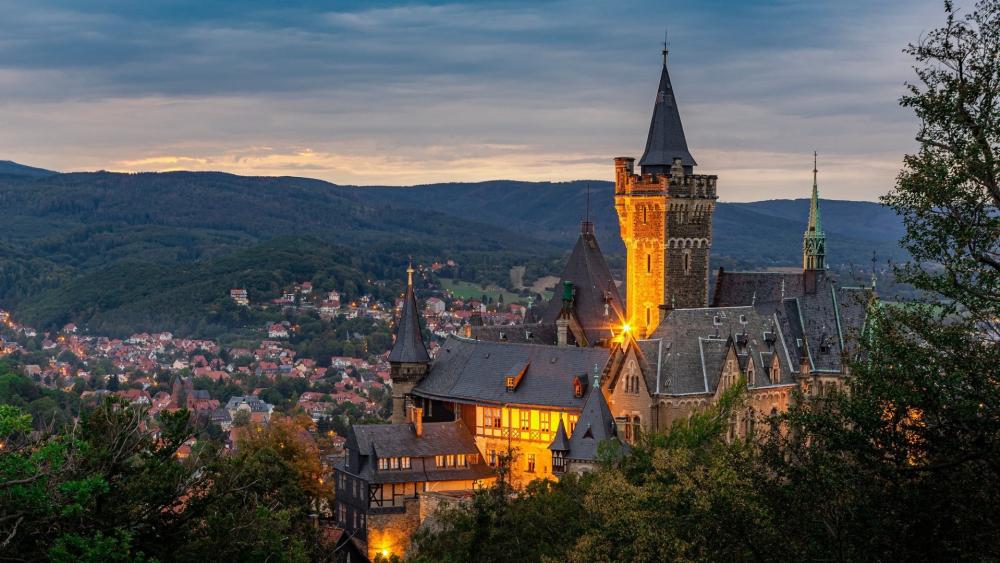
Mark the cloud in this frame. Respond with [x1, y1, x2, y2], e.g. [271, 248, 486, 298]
[0, 0, 960, 200]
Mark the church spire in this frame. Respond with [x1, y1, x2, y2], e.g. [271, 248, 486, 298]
[638, 45, 696, 175]
[389, 261, 430, 364]
[803, 152, 826, 271]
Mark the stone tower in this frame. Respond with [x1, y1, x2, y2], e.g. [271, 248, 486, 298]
[803, 152, 826, 292]
[388, 263, 430, 424]
[615, 46, 718, 337]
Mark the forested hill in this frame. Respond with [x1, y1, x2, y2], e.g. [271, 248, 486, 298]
[359, 180, 907, 268]
[0, 165, 905, 335]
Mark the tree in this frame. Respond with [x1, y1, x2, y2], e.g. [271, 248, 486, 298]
[748, 3, 1000, 560]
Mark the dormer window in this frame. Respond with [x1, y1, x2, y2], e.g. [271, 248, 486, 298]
[505, 376, 515, 391]
[573, 376, 585, 398]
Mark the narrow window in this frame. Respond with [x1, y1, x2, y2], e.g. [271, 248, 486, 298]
[646, 307, 651, 327]
[684, 251, 691, 275]
[527, 453, 536, 473]
[520, 410, 530, 430]
[401, 456, 411, 469]
[647, 253, 652, 273]
[642, 205, 647, 224]
[540, 411, 550, 432]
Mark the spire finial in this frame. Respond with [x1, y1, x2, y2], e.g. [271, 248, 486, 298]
[813, 150, 818, 187]
[662, 29, 669, 66]
[406, 259, 414, 288]
[581, 183, 594, 235]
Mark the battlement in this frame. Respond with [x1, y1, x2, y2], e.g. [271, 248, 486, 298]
[615, 156, 717, 199]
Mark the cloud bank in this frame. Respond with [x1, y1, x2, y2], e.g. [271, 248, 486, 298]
[0, 0, 957, 200]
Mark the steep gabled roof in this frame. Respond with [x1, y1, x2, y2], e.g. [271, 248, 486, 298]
[646, 306, 797, 395]
[638, 61, 697, 170]
[565, 387, 620, 462]
[388, 267, 430, 364]
[542, 225, 624, 345]
[413, 335, 610, 410]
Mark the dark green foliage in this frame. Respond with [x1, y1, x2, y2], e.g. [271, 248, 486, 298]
[0, 362, 79, 431]
[0, 398, 330, 562]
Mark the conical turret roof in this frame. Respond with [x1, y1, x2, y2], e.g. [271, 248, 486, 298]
[388, 265, 430, 364]
[638, 57, 696, 171]
[548, 418, 570, 451]
[565, 385, 619, 461]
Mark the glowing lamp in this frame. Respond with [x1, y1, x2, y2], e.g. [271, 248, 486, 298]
[621, 323, 632, 335]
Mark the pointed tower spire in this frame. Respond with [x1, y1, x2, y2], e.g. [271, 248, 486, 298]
[639, 44, 696, 175]
[803, 152, 827, 271]
[388, 262, 430, 423]
[389, 262, 429, 364]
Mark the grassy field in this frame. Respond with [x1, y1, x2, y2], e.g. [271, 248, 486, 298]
[438, 278, 528, 305]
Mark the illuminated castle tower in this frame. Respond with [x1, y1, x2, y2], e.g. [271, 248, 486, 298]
[615, 45, 718, 337]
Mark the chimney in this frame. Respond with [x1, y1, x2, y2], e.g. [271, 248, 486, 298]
[409, 405, 424, 437]
[556, 318, 569, 346]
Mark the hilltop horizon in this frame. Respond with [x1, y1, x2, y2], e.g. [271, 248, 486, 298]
[0, 159, 887, 204]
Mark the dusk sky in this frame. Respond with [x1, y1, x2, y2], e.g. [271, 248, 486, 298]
[0, 0, 961, 201]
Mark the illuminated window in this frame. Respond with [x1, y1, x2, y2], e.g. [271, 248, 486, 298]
[485, 407, 502, 428]
[401, 456, 411, 469]
[467, 453, 479, 465]
[568, 415, 579, 434]
[435, 455, 444, 467]
[539, 411, 550, 432]
[520, 410, 530, 430]
[390, 457, 399, 470]
[378, 458, 388, 470]
[457, 454, 468, 467]
[446, 454, 455, 467]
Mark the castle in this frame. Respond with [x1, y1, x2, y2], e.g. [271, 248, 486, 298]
[333, 46, 874, 560]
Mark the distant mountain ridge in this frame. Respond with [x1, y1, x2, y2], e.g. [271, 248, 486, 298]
[0, 162, 906, 334]
[0, 160, 57, 178]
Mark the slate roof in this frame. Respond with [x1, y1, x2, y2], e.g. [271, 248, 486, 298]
[389, 281, 430, 364]
[644, 306, 797, 396]
[712, 269, 806, 309]
[351, 420, 479, 458]
[413, 335, 611, 410]
[776, 275, 871, 373]
[541, 227, 625, 345]
[340, 421, 494, 485]
[470, 321, 557, 346]
[638, 61, 697, 171]
[548, 418, 570, 451]
[565, 387, 622, 462]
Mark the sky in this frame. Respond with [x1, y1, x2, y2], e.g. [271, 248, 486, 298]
[0, 0, 963, 201]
